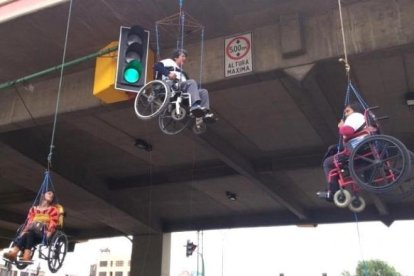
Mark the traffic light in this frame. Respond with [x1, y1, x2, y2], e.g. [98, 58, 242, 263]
[185, 240, 197, 257]
[115, 25, 150, 92]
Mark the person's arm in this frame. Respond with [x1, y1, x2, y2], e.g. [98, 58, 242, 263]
[339, 124, 355, 136]
[338, 113, 365, 136]
[154, 62, 176, 80]
[21, 207, 36, 234]
[46, 206, 59, 237]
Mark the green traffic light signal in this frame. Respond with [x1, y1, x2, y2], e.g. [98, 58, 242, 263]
[124, 60, 143, 83]
[115, 25, 149, 92]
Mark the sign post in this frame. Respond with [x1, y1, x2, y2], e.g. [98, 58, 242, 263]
[224, 33, 253, 77]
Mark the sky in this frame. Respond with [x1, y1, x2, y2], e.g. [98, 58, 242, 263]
[170, 221, 414, 276]
[5, 220, 414, 276]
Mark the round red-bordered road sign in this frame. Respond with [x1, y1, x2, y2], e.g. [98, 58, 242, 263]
[226, 36, 251, 60]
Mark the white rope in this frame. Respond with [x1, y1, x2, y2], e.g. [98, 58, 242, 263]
[47, 0, 74, 169]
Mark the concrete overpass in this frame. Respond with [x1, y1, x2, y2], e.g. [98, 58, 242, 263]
[0, 0, 414, 274]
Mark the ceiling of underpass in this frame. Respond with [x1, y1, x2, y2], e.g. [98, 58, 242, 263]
[0, 0, 414, 248]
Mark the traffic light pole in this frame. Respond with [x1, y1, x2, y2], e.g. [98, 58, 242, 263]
[0, 46, 118, 91]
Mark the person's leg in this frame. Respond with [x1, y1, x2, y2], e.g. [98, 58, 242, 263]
[24, 231, 43, 250]
[317, 155, 338, 200]
[20, 231, 42, 261]
[181, 80, 200, 105]
[198, 88, 217, 123]
[323, 155, 335, 177]
[181, 80, 204, 117]
[198, 88, 210, 110]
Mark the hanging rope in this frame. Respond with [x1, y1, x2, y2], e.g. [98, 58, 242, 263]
[154, 0, 205, 86]
[337, 0, 370, 114]
[31, 171, 57, 207]
[14, 0, 74, 244]
[17, 170, 58, 243]
[179, 12, 185, 52]
[353, 213, 369, 276]
[337, 0, 350, 79]
[177, 0, 185, 50]
[47, 0, 74, 170]
[137, 120, 155, 275]
[198, 28, 205, 89]
[155, 24, 161, 61]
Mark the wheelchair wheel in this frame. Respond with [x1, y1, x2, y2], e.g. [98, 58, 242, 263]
[15, 261, 30, 270]
[158, 106, 191, 135]
[171, 107, 187, 121]
[348, 195, 366, 213]
[349, 135, 411, 194]
[333, 189, 351, 208]
[134, 80, 170, 120]
[47, 231, 68, 273]
[192, 117, 206, 135]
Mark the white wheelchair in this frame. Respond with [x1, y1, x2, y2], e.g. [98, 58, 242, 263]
[134, 80, 211, 135]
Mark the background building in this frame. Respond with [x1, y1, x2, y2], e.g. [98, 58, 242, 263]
[89, 248, 130, 276]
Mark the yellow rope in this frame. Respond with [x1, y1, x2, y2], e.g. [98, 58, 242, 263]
[338, 0, 351, 76]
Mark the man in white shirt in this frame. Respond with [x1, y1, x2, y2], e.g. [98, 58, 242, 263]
[154, 49, 215, 121]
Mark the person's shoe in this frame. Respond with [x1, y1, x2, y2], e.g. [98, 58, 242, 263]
[3, 246, 19, 262]
[190, 105, 204, 117]
[20, 249, 32, 263]
[203, 113, 217, 123]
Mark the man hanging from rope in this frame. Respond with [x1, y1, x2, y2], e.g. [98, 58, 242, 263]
[317, 102, 367, 201]
[154, 49, 216, 122]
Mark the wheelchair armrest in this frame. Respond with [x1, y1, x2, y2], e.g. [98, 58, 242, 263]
[335, 153, 349, 164]
[376, 116, 389, 121]
[367, 106, 380, 111]
[345, 127, 377, 142]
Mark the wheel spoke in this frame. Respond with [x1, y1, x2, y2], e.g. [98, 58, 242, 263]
[367, 165, 380, 184]
[354, 162, 378, 173]
[163, 119, 174, 129]
[138, 97, 150, 108]
[140, 91, 150, 100]
[378, 144, 387, 159]
[382, 153, 402, 163]
[382, 164, 402, 175]
[354, 153, 376, 164]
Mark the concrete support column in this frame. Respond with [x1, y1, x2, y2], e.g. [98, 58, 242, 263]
[161, 233, 171, 276]
[130, 233, 171, 276]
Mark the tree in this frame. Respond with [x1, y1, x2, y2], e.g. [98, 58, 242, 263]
[356, 259, 402, 276]
[341, 271, 352, 276]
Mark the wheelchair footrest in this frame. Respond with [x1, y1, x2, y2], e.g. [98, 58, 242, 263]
[16, 259, 34, 264]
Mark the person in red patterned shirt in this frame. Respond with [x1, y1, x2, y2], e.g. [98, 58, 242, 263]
[3, 191, 59, 262]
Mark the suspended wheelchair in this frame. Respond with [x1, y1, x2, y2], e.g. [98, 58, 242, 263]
[3, 204, 68, 273]
[327, 107, 412, 212]
[134, 79, 211, 135]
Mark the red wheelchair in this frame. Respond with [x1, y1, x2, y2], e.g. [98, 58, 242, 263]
[327, 107, 412, 212]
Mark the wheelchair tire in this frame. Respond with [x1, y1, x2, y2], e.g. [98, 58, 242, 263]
[333, 189, 351, 208]
[348, 195, 366, 213]
[349, 135, 411, 194]
[134, 80, 170, 120]
[15, 261, 30, 270]
[192, 121, 206, 135]
[158, 107, 191, 135]
[47, 230, 68, 273]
